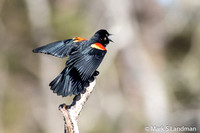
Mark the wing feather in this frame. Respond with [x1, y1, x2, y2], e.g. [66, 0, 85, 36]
[33, 39, 75, 58]
[67, 48, 107, 81]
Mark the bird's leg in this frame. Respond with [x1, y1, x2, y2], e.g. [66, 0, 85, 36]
[71, 94, 81, 106]
[93, 70, 99, 76]
[88, 71, 99, 83]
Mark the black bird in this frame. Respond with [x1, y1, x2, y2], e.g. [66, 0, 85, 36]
[33, 29, 112, 97]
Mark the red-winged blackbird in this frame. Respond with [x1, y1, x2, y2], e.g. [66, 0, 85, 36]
[33, 29, 112, 97]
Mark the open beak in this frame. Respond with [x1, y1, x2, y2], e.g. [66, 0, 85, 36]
[109, 38, 114, 43]
[108, 33, 114, 43]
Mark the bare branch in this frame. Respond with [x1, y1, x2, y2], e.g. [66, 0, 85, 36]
[59, 80, 96, 133]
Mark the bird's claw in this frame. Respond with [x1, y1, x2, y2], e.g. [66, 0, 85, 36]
[58, 103, 68, 111]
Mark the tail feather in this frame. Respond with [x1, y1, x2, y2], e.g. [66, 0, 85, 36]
[72, 80, 84, 95]
[49, 68, 71, 97]
[50, 74, 62, 92]
[49, 67, 87, 97]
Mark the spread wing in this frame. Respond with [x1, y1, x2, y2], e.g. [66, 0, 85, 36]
[32, 37, 87, 58]
[66, 45, 107, 81]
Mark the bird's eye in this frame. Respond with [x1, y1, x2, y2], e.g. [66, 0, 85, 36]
[103, 37, 107, 41]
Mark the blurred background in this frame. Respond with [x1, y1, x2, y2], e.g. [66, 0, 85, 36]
[0, 0, 200, 133]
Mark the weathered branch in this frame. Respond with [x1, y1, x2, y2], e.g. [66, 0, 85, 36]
[59, 79, 96, 133]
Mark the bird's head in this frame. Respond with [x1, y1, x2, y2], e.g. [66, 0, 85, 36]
[92, 29, 113, 47]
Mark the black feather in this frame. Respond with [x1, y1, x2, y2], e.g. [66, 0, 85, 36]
[33, 39, 74, 58]
[71, 48, 106, 81]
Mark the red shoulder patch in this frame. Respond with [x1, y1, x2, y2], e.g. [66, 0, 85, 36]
[73, 37, 87, 42]
[91, 43, 107, 51]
